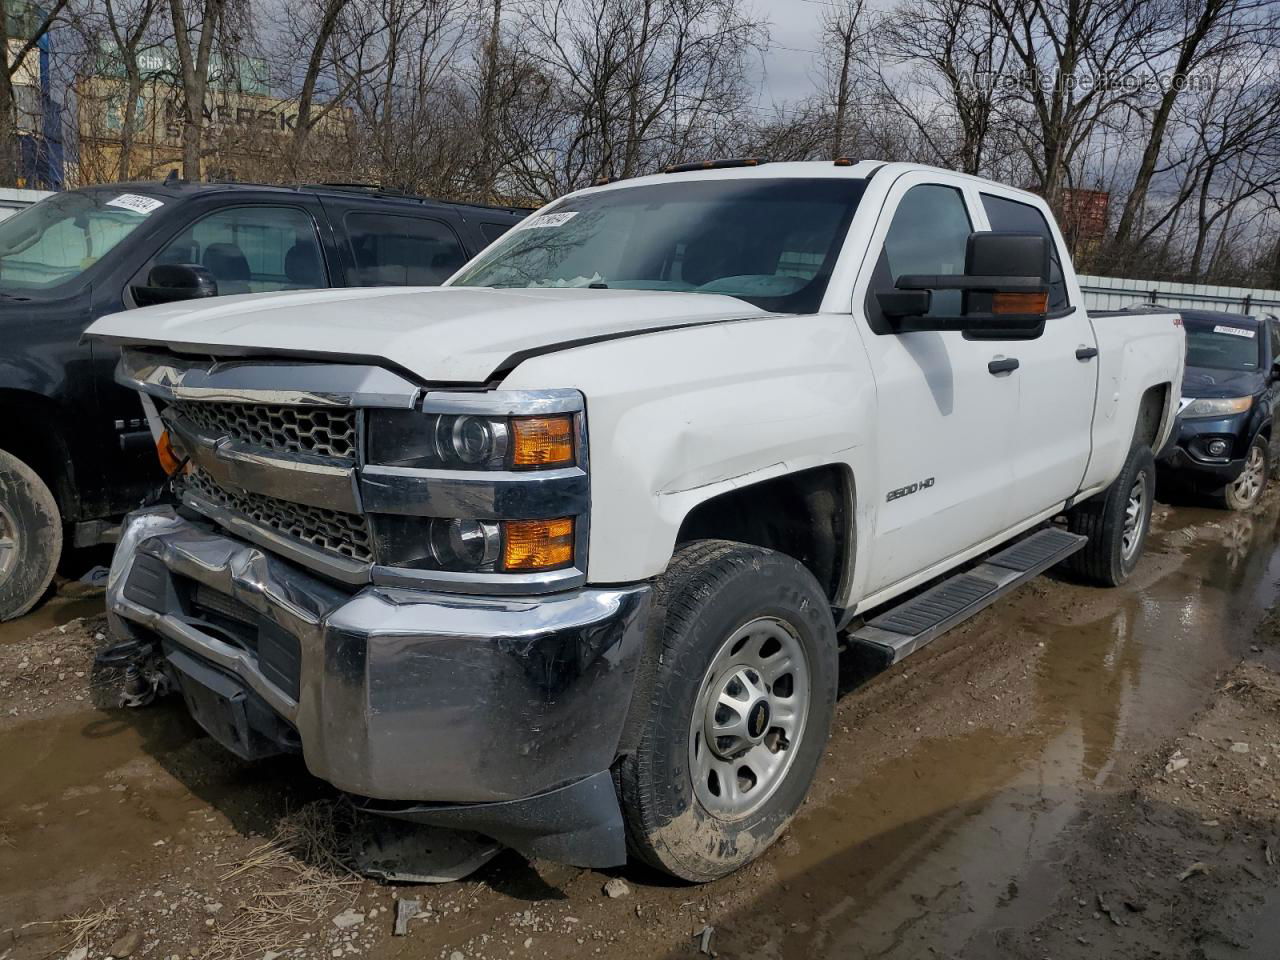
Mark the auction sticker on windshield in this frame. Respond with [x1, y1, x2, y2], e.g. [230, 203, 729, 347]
[106, 194, 165, 215]
[1213, 325, 1254, 337]
[524, 211, 578, 229]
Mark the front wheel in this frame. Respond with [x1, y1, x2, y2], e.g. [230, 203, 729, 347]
[1221, 435, 1268, 511]
[1063, 443, 1155, 587]
[0, 448, 62, 621]
[617, 540, 837, 882]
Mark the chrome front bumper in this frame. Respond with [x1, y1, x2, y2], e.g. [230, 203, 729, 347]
[106, 507, 652, 806]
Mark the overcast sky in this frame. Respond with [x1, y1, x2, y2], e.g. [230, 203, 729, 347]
[750, 0, 834, 108]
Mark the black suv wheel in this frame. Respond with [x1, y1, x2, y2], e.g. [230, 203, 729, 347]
[0, 448, 62, 621]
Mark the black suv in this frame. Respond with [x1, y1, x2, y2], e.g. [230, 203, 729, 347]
[1158, 309, 1280, 511]
[0, 180, 527, 619]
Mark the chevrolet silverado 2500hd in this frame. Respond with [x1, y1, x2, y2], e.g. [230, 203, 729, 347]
[88, 160, 1184, 882]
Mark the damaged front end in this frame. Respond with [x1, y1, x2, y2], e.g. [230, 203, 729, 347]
[100, 349, 652, 869]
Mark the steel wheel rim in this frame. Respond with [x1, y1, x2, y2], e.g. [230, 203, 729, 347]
[1232, 445, 1265, 505]
[1121, 472, 1148, 562]
[689, 616, 810, 821]
[0, 500, 17, 585]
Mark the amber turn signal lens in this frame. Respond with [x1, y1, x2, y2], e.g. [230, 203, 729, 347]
[511, 416, 574, 466]
[156, 430, 185, 476]
[992, 291, 1049, 315]
[502, 517, 575, 570]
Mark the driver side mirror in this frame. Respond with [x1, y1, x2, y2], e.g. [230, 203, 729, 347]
[876, 232, 1051, 338]
[131, 263, 218, 308]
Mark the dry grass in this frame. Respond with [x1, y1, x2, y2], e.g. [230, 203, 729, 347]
[204, 800, 362, 960]
[23, 905, 120, 959]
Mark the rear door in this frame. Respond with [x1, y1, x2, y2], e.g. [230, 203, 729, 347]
[976, 191, 1097, 520]
[853, 173, 1018, 594]
[322, 200, 470, 287]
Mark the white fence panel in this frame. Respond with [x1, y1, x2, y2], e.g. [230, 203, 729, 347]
[1078, 274, 1280, 315]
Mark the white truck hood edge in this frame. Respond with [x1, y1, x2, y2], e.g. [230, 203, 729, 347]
[86, 286, 772, 383]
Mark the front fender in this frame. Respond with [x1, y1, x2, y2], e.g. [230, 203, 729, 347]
[499, 314, 878, 587]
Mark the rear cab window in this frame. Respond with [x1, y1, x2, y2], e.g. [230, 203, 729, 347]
[980, 194, 1070, 312]
[344, 212, 467, 285]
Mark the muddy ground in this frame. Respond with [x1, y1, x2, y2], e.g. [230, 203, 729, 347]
[3, 499, 1280, 960]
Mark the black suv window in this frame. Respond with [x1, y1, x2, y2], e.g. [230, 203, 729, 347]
[882, 184, 971, 318]
[480, 222, 514, 244]
[345, 213, 466, 285]
[152, 205, 326, 295]
[981, 194, 1069, 312]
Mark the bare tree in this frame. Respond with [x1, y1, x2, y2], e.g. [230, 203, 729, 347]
[876, 0, 1018, 175]
[820, 0, 866, 159]
[508, 0, 763, 194]
[980, 0, 1164, 206]
[0, 0, 71, 185]
[168, 0, 240, 178]
[1112, 0, 1280, 247]
[95, 0, 168, 179]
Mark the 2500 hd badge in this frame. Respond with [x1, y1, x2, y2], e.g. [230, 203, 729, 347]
[887, 477, 936, 502]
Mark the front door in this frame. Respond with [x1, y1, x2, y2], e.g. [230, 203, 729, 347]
[977, 190, 1097, 519]
[853, 175, 1018, 594]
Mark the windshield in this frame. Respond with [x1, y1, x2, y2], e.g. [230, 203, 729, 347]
[451, 178, 867, 313]
[1184, 318, 1260, 371]
[0, 189, 164, 292]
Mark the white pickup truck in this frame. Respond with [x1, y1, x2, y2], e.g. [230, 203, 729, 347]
[89, 160, 1183, 882]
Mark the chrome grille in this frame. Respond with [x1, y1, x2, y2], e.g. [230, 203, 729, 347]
[184, 468, 374, 563]
[169, 399, 357, 459]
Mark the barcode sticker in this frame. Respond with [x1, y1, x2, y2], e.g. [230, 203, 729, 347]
[106, 194, 165, 215]
[1213, 324, 1254, 338]
[523, 211, 577, 229]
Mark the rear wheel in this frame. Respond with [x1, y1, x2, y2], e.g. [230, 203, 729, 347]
[1221, 435, 1267, 511]
[1063, 443, 1155, 587]
[617, 540, 837, 882]
[0, 448, 62, 621]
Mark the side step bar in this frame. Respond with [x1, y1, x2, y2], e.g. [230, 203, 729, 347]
[847, 527, 1086, 666]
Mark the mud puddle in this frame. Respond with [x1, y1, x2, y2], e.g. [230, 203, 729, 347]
[0, 594, 104, 646]
[2, 501, 1279, 960]
[704, 502, 1280, 958]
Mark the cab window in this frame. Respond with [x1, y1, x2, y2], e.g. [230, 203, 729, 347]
[345, 213, 467, 285]
[981, 194, 1069, 312]
[881, 184, 972, 318]
[151, 206, 326, 295]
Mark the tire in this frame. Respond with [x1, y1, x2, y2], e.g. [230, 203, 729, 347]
[1220, 434, 1267, 511]
[1063, 443, 1155, 587]
[0, 448, 62, 621]
[617, 540, 837, 882]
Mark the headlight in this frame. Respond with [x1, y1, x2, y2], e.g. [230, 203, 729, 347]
[368, 411, 575, 469]
[371, 515, 574, 572]
[1182, 396, 1252, 418]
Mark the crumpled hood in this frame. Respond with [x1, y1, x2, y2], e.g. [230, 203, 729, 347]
[86, 286, 770, 383]
[1181, 365, 1262, 399]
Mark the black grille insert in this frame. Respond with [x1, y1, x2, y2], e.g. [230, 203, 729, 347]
[169, 399, 357, 459]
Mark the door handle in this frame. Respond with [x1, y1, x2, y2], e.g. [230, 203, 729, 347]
[988, 357, 1020, 375]
[1075, 346, 1099, 361]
